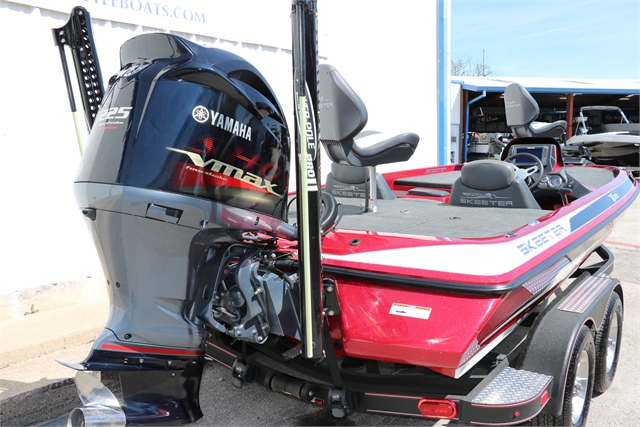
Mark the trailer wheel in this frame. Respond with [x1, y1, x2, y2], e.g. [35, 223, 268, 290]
[532, 325, 595, 427]
[594, 292, 623, 394]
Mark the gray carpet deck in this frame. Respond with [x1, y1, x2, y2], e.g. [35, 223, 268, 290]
[334, 199, 549, 239]
[565, 167, 614, 189]
[289, 166, 615, 240]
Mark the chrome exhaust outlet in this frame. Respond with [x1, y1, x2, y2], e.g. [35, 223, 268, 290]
[68, 405, 126, 427]
[67, 371, 126, 427]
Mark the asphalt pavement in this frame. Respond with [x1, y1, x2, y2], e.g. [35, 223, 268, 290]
[1, 196, 638, 427]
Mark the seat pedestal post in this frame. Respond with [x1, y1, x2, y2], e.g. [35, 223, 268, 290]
[365, 166, 377, 212]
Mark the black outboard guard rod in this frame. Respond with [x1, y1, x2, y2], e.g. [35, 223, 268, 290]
[53, 6, 105, 153]
[291, 0, 324, 359]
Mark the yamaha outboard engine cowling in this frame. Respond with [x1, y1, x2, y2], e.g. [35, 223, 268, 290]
[78, 33, 291, 218]
[69, 33, 296, 425]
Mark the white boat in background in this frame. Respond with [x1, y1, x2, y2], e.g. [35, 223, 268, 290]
[566, 105, 640, 168]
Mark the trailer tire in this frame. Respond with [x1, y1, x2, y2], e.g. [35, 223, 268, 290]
[532, 325, 595, 427]
[594, 292, 623, 394]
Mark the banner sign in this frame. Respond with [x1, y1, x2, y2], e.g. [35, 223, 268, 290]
[5, 0, 291, 48]
[83, 0, 207, 24]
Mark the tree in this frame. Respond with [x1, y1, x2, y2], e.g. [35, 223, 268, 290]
[451, 55, 491, 76]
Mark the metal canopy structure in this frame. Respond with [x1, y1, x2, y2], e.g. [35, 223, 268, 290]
[454, 76, 640, 94]
[454, 76, 640, 157]
[454, 76, 640, 109]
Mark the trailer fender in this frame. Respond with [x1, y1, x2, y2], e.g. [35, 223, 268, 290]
[519, 271, 621, 416]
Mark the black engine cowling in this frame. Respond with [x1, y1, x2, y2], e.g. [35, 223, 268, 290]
[76, 33, 291, 221]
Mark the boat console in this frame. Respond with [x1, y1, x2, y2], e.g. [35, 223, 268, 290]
[502, 137, 596, 203]
[504, 140, 567, 192]
[507, 144, 556, 173]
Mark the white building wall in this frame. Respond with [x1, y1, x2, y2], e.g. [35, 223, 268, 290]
[0, 0, 438, 293]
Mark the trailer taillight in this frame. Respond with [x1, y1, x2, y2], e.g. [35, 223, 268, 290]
[417, 398, 457, 419]
[541, 390, 550, 406]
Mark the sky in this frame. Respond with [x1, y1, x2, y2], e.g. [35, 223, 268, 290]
[451, 0, 640, 80]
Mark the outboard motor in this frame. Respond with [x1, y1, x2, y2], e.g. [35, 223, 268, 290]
[64, 33, 300, 425]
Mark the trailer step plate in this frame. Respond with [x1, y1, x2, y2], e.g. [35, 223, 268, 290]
[456, 367, 553, 424]
[472, 367, 552, 405]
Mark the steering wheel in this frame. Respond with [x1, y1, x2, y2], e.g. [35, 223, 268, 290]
[504, 153, 544, 189]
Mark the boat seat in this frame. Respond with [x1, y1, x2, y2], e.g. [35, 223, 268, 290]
[504, 83, 566, 139]
[449, 160, 541, 209]
[318, 63, 420, 211]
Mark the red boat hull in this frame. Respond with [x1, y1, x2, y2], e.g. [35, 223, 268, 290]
[316, 167, 637, 377]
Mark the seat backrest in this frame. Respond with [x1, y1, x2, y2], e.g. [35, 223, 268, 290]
[449, 160, 541, 209]
[504, 83, 539, 137]
[504, 83, 567, 139]
[318, 64, 368, 164]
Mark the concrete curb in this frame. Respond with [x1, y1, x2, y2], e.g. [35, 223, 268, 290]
[1, 300, 107, 368]
[0, 326, 103, 368]
[0, 278, 109, 426]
